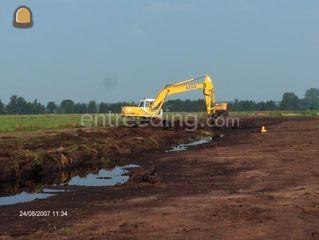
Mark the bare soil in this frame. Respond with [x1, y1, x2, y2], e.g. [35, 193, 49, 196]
[0, 117, 319, 240]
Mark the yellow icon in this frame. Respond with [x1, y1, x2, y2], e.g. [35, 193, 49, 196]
[261, 126, 267, 133]
[13, 6, 33, 28]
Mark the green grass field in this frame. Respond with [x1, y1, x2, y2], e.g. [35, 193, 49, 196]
[0, 114, 82, 132]
[0, 111, 318, 132]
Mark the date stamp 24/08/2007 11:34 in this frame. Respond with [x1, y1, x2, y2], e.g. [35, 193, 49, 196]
[19, 210, 68, 217]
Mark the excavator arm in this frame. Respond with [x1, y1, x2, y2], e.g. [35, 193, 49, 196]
[150, 75, 215, 116]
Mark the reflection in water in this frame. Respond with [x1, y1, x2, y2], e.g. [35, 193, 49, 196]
[166, 137, 213, 152]
[42, 188, 66, 193]
[0, 165, 101, 197]
[67, 164, 140, 186]
[0, 191, 55, 206]
[0, 164, 139, 206]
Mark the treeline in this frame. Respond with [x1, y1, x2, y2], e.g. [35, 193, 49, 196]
[0, 96, 133, 115]
[230, 88, 319, 111]
[0, 88, 318, 114]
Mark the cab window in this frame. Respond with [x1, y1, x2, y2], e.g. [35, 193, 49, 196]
[138, 101, 145, 107]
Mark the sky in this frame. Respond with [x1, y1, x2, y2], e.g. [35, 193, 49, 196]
[0, 0, 319, 104]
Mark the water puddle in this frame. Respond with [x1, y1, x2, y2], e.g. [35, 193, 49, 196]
[67, 164, 139, 187]
[166, 137, 213, 152]
[41, 188, 66, 193]
[0, 190, 56, 206]
[0, 164, 139, 206]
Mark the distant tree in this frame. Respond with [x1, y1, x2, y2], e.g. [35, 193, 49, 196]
[56, 106, 64, 114]
[4, 95, 46, 114]
[60, 99, 75, 114]
[256, 100, 278, 111]
[229, 99, 240, 111]
[99, 102, 110, 113]
[184, 99, 192, 112]
[108, 102, 132, 113]
[281, 92, 300, 110]
[229, 99, 279, 111]
[165, 99, 184, 112]
[47, 101, 58, 114]
[29, 99, 46, 114]
[87, 100, 97, 113]
[196, 99, 207, 112]
[5, 95, 18, 114]
[75, 103, 88, 114]
[0, 99, 5, 114]
[6, 95, 18, 114]
[16, 97, 29, 114]
[304, 88, 319, 110]
[230, 99, 257, 111]
[264, 100, 278, 110]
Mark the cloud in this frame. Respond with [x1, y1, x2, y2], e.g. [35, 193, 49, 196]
[144, 2, 191, 13]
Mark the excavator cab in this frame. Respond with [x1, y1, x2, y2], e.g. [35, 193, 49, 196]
[138, 99, 154, 108]
[121, 98, 163, 119]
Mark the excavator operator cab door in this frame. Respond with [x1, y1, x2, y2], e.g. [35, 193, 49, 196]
[138, 99, 153, 108]
[138, 99, 162, 117]
[145, 100, 152, 108]
[138, 100, 145, 108]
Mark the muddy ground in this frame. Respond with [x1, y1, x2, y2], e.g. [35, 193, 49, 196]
[0, 117, 319, 240]
[0, 124, 216, 196]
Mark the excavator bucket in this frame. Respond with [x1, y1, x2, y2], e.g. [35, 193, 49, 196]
[215, 103, 228, 116]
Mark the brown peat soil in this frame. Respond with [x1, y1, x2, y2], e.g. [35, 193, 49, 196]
[0, 117, 318, 240]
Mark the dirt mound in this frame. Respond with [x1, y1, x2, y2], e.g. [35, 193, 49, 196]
[129, 167, 162, 184]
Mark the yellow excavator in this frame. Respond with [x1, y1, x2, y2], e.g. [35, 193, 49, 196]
[121, 74, 228, 123]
